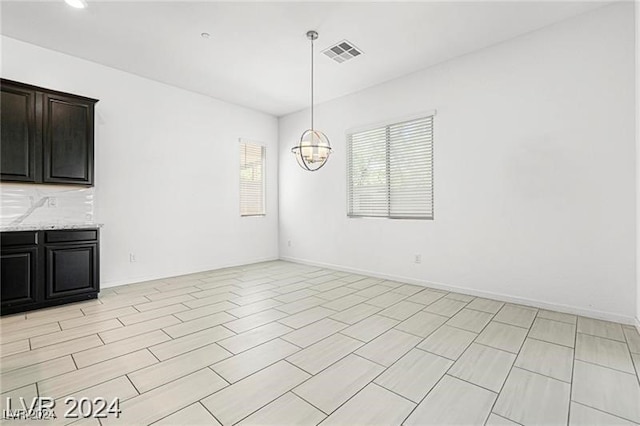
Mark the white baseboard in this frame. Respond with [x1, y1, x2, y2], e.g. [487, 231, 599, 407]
[280, 255, 637, 326]
[100, 256, 279, 289]
[98, 253, 637, 326]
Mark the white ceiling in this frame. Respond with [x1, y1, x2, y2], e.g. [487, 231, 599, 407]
[1, 1, 609, 116]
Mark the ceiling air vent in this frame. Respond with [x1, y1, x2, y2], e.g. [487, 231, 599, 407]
[322, 40, 363, 63]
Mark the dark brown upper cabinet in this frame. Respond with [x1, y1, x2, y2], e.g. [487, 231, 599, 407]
[0, 83, 37, 182]
[0, 79, 98, 186]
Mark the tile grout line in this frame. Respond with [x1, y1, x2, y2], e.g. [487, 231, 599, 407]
[357, 303, 498, 424]
[465, 304, 517, 424]
[576, 329, 631, 345]
[482, 311, 539, 424]
[198, 400, 225, 426]
[572, 357, 639, 376]
[110, 337, 294, 407]
[571, 400, 640, 424]
[620, 329, 640, 388]
[490, 413, 525, 426]
[123, 345, 231, 396]
[567, 314, 579, 426]
[208, 347, 375, 423]
[43, 348, 161, 402]
[510, 364, 571, 385]
[0, 354, 77, 394]
[124, 373, 142, 396]
[203, 359, 303, 425]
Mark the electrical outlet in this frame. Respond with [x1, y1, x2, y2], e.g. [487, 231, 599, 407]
[47, 197, 57, 208]
[129, 253, 136, 263]
[414, 254, 422, 264]
[287, 240, 292, 247]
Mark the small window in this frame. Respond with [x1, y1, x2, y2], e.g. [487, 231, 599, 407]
[347, 114, 434, 219]
[239, 140, 265, 216]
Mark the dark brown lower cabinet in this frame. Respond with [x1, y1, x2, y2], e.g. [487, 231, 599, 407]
[1, 246, 38, 309]
[46, 243, 98, 299]
[1, 229, 99, 315]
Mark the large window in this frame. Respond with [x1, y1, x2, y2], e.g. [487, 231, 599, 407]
[239, 140, 265, 216]
[347, 114, 434, 219]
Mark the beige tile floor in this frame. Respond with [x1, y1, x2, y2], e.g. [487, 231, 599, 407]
[1, 260, 640, 425]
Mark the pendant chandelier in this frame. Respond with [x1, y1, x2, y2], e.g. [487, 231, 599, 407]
[291, 30, 332, 171]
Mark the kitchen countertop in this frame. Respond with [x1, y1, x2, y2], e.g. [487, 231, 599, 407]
[0, 223, 104, 232]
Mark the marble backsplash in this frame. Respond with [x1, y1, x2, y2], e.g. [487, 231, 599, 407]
[0, 183, 95, 228]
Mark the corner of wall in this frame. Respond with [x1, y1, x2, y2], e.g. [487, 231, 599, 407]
[275, 114, 282, 260]
[636, 0, 640, 330]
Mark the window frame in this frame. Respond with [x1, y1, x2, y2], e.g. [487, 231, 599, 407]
[346, 110, 435, 220]
[239, 138, 266, 217]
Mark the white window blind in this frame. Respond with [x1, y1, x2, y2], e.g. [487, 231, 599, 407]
[347, 114, 434, 219]
[239, 141, 265, 216]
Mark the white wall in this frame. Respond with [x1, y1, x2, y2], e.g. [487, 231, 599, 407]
[279, 3, 637, 323]
[1, 36, 279, 287]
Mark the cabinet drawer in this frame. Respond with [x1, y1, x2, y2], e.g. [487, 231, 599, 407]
[1, 231, 38, 247]
[45, 229, 97, 244]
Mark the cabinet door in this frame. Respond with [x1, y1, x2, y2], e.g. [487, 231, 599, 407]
[0, 83, 37, 182]
[45, 243, 98, 299]
[1, 247, 38, 309]
[43, 93, 94, 185]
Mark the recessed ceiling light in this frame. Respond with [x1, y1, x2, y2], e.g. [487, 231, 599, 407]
[65, 0, 88, 8]
[201, 32, 211, 39]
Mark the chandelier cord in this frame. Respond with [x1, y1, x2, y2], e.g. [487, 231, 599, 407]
[310, 34, 314, 133]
